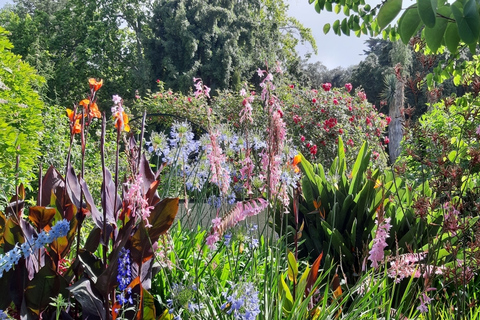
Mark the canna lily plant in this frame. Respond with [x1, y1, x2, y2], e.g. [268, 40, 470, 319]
[0, 79, 178, 319]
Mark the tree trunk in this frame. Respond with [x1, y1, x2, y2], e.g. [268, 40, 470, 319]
[388, 79, 404, 163]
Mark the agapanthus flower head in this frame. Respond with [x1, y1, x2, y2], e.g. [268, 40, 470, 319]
[221, 281, 260, 320]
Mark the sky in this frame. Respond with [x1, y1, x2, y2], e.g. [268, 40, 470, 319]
[287, 0, 381, 69]
[0, 0, 379, 69]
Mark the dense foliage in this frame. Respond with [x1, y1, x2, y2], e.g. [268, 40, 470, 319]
[0, 26, 44, 204]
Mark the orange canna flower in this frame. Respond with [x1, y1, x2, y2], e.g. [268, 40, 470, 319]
[293, 154, 301, 166]
[292, 154, 301, 173]
[79, 99, 101, 119]
[89, 102, 102, 119]
[88, 78, 103, 91]
[79, 99, 90, 108]
[114, 111, 130, 132]
[66, 108, 82, 134]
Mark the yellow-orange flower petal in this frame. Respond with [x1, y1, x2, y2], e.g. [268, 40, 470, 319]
[114, 111, 130, 132]
[89, 102, 102, 119]
[66, 108, 75, 121]
[293, 154, 301, 166]
[79, 99, 90, 108]
[88, 78, 103, 91]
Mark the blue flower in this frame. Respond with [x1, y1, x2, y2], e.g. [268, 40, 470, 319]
[116, 248, 132, 305]
[221, 282, 261, 320]
[0, 310, 8, 320]
[1, 219, 69, 279]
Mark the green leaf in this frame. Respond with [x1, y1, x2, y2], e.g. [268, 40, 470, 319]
[333, 19, 341, 35]
[444, 22, 460, 52]
[142, 288, 156, 320]
[424, 6, 450, 52]
[325, 1, 332, 12]
[279, 275, 294, 313]
[341, 18, 350, 35]
[377, 0, 402, 30]
[25, 266, 68, 316]
[417, 0, 437, 28]
[335, 3, 341, 14]
[323, 23, 331, 34]
[451, 0, 480, 45]
[448, 150, 457, 162]
[287, 251, 299, 283]
[398, 5, 422, 44]
[315, 0, 323, 13]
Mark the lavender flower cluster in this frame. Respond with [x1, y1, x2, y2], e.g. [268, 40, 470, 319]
[221, 281, 261, 320]
[0, 219, 70, 278]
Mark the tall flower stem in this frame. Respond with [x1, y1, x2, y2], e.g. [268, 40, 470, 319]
[100, 114, 108, 266]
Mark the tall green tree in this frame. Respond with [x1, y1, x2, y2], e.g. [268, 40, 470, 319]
[1, 0, 141, 106]
[145, 0, 317, 93]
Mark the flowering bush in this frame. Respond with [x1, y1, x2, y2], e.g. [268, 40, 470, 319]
[213, 80, 389, 170]
[280, 83, 389, 169]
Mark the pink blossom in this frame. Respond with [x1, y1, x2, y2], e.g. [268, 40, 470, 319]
[333, 98, 339, 105]
[386, 116, 392, 125]
[257, 68, 266, 78]
[124, 174, 154, 227]
[357, 91, 367, 100]
[368, 217, 391, 268]
[207, 131, 230, 195]
[384, 136, 390, 144]
[476, 125, 480, 135]
[300, 135, 305, 142]
[206, 198, 268, 248]
[345, 83, 353, 92]
[240, 88, 247, 96]
[322, 83, 332, 91]
[275, 61, 283, 74]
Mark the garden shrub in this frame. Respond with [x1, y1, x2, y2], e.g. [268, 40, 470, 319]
[0, 26, 45, 206]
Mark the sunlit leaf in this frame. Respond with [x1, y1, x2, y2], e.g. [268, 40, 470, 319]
[335, 3, 341, 14]
[28, 206, 56, 230]
[130, 198, 179, 264]
[287, 251, 298, 283]
[323, 23, 331, 34]
[376, 0, 402, 30]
